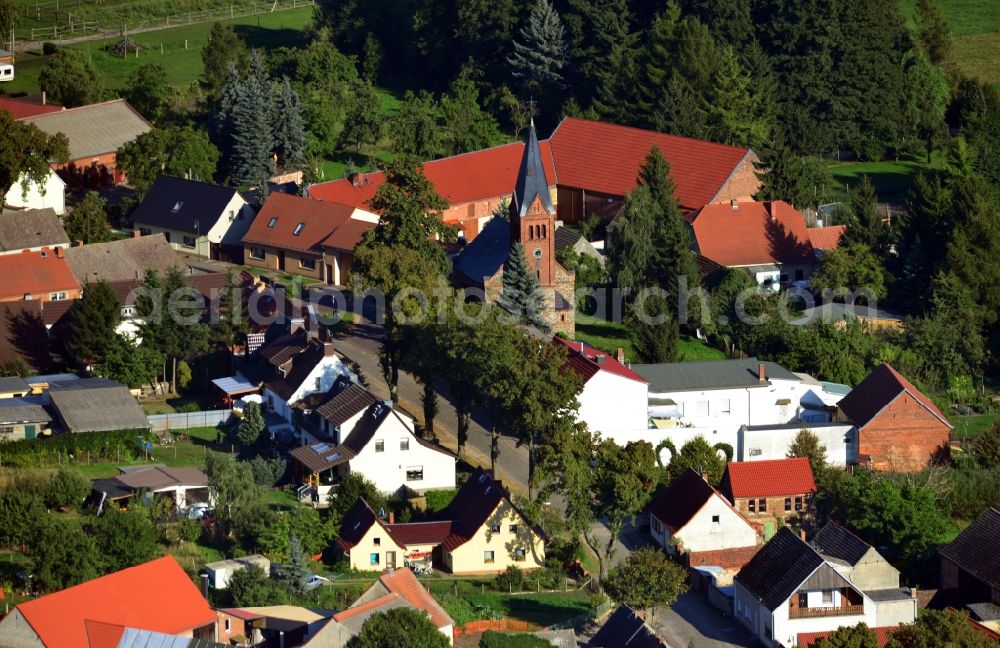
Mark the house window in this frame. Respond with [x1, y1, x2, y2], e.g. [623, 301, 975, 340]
[268, 217, 278, 228]
[121, 306, 135, 317]
[785, 497, 792, 512]
[250, 246, 266, 260]
[719, 399, 731, 415]
[795, 496, 803, 511]
[224, 618, 231, 632]
[315, 377, 322, 391]
[490, 522, 501, 533]
[509, 524, 518, 534]
[405, 466, 423, 481]
[749, 448, 762, 457]
[758, 498, 767, 513]
[370, 553, 380, 565]
[0, 426, 14, 436]
[748, 499, 756, 514]
[375, 440, 384, 453]
[711, 515, 720, 523]
[293, 223, 305, 236]
[400, 438, 409, 451]
[822, 590, 833, 604]
[182, 236, 196, 248]
[515, 547, 526, 561]
[694, 400, 710, 417]
[484, 550, 495, 564]
[374, 537, 381, 546]
[49, 291, 67, 301]
[299, 257, 317, 270]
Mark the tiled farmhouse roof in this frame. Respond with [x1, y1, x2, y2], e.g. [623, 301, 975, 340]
[689, 200, 816, 268]
[837, 363, 951, 429]
[720, 457, 816, 500]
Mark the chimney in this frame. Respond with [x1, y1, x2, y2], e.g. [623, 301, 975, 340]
[54, 247, 63, 258]
[289, 317, 305, 335]
[758, 363, 766, 381]
[800, 529, 807, 541]
[350, 172, 364, 188]
[200, 573, 209, 599]
[132, 230, 142, 238]
[323, 341, 336, 357]
[388, 512, 395, 524]
[616, 348, 625, 364]
[731, 198, 739, 211]
[910, 587, 917, 599]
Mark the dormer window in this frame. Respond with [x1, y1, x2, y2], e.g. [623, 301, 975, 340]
[268, 217, 278, 228]
[293, 223, 305, 236]
[172, 201, 183, 213]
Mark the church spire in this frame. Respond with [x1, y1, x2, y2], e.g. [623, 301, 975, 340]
[512, 120, 554, 217]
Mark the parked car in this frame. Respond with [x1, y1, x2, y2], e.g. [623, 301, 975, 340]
[303, 574, 330, 591]
[187, 503, 211, 519]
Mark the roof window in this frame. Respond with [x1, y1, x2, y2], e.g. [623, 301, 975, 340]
[268, 217, 278, 228]
[172, 201, 183, 213]
[293, 223, 305, 236]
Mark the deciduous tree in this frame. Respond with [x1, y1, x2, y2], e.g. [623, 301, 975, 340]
[915, 0, 952, 66]
[887, 609, 995, 648]
[123, 63, 171, 122]
[346, 608, 450, 648]
[439, 75, 503, 156]
[89, 506, 158, 573]
[118, 127, 220, 196]
[389, 91, 442, 159]
[39, 50, 103, 107]
[328, 473, 386, 530]
[0, 111, 69, 198]
[31, 517, 99, 591]
[787, 428, 828, 477]
[604, 547, 688, 617]
[667, 436, 726, 485]
[814, 622, 880, 648]
[341, 80, 383, 155]
[64, 191, 112, 244]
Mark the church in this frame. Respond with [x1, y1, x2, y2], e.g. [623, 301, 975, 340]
[452, 121, 576, 336]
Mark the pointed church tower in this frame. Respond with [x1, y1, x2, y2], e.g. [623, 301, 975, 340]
[510, 119, 558, 287]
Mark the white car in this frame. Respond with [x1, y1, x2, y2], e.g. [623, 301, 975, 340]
[187, 503, 211, 519]
[303, 574, 330, 591]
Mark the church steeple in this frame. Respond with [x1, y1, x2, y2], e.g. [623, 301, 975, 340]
[512, 119, 555, 217]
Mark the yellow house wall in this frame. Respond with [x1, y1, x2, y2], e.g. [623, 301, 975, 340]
[347, 524, 406, 571]
[444, 501, 545, 575]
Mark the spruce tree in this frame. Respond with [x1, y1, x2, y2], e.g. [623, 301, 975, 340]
[64, 191, 112, 244]
[272, 77, 309, 171]
[627, 293, 679, 363]
[708, 45, 773, 149]
[508, 0, 568, 92]
[66, 281, 120, 365]
[227, 51, 275, 186]
[498, 243, 550, 333]
[284, 533, 310, 597]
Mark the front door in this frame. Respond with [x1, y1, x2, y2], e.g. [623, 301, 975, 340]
[386, 551, 396, 569]
[278, 251, 285, 272]
[24, 425, 35, 440]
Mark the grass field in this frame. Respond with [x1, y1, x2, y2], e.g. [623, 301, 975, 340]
[898, 0, 1000, 88]
[952, 413, 999, 438]
[825, 153, 945, 204]
[574, 312, 726, 364]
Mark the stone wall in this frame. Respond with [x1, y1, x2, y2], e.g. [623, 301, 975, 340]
[860, 393, 951, 472]
[712, 152, 764, 205]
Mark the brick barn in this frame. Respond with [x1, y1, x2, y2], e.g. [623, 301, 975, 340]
[835, 363, 952, 472]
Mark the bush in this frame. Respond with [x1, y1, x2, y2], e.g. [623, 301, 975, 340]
[248, 455, 286, 487]
[44, 466, 90, 510]
[0, 429, 151, 468]
[177, 517, 202, 543]
[174, 401, 201, 413]
[495, 565, 526, 592]
[42, 42, 58, 55]
[424, 489, 457, 513]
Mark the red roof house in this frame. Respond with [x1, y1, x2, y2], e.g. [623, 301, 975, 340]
[0, 96, 64, 120]
[688, 200, 817, 286]
[720, 458, 817, 522]
[0, 248, 82, 303]
[798, 626, 896, 647]
[807, 225, 846, 252]
[555, 337, 649, 434]
[0, 556, 217, 648]
[308, 117, 759, 242]
[837, 363, 952, 472]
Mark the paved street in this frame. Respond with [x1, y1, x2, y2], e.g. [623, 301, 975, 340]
[653, 593, 756, 648]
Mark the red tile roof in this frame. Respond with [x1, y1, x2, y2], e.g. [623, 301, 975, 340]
[549, 117, 753, 209]
[690, 200, 816, 268]
[385, 521, 453, 546]
[243, 192, 355, 254]
[373, 568, 453, 629]
[0, 96, 64, 120]
[720, 458, 816, 500]
[14, 556, 216, 648]
[798, 626, 896, 647]
[83, 620, 127, 648]
[838, 363, 951, 429]
[333, 593, 401, 622]
[807, 225, 846, 251]
[322, 218, 375, 252]
[555, 336, 648, 384]
[649, 469, 754, 535]
[309, 141, 556, 222]
[0, 249, 80, 299]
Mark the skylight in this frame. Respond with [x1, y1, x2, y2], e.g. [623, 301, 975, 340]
[268, 217, 278, 228]
[293, 223, 305, 236]
[172, 201, 183, 213]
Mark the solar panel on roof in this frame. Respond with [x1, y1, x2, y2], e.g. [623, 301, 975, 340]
[312, 443, 330, 454]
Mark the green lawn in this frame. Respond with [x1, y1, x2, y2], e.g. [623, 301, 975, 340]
[575, 312, 725, 364]
[72, 428, 228, 479]
[825, 154, 944, 204]
[952, 413, 999, 438]
[425, 580, 596, 627]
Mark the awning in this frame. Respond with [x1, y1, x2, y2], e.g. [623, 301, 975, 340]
[212, 376, 260, 396]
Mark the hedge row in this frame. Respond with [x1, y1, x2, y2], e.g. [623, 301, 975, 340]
[0, 429, 154, 467]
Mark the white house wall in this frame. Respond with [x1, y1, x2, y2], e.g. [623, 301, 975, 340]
[4, 171, 66, 215]
[209, 197, 254, 246]
[673, 495, 757, 553]
[577, 370, 648, 434]
[345, 411, 455, 493]
[769, 594, 877, 648]
[740, 423, 856, 466]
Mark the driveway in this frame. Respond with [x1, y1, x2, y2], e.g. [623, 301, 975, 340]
[652, 592, 756, 648]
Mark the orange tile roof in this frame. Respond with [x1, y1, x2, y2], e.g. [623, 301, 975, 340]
[0, 96, 64, 120]
[807, 225, 846, 251]
[322, 218, 375, 252]
[83, 620, 126, 648]
[308, 141, 556, 223]
[0, 249, 80, 299]
[555, 337, 648, 384]
[548, 117, 754, 210]
[15, 556, 216, 648]
[243, 192, 355, 254]
[333, 593, 402, 622]
[720, 458, 817, 500]
[690, 200, 816, 268]
[374, 568, 453, 629]
[799, 626, 896, 647]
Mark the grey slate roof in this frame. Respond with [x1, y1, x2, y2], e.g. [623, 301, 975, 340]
[865, 588, 913, 602]
[634, 358, 801, 392]
[736, 527, 825, 611]
[22, 99, 151, 160]
[590, 605, 667, 648]
[553, 225, 583, 252]
[64, 234, 181, 284]
[0, 209, 69, 252]
[453, 216, 509, 283]
[939, 507, 1000, 590]
[47, 377, 150, 432]
[810, 522, 872, 567]
[0, 397, 51, 423]
[512, 120, 555, 217]
[0, 375, 30, 393]
[130, 175, 240, 236]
